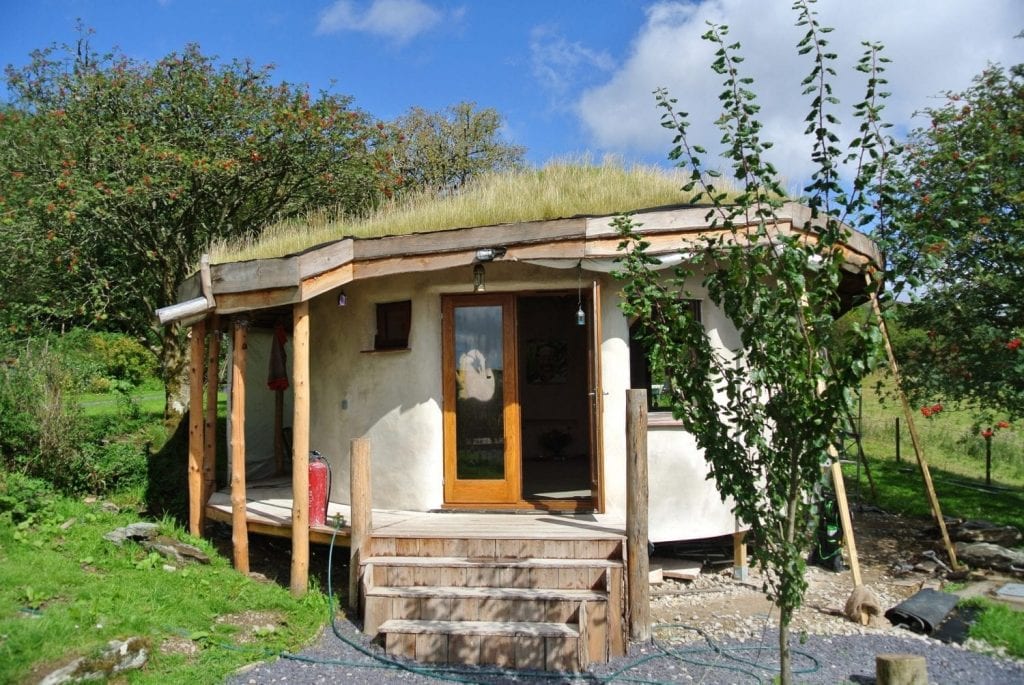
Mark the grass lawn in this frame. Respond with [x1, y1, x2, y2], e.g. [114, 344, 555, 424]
[0, 481, 332, 684]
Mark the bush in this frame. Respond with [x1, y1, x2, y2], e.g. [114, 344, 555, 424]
[0, 346, 86, 489]
[54, 329, 158, 389]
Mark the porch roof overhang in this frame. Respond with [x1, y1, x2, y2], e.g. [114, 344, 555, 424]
[157, 201, 883, 324]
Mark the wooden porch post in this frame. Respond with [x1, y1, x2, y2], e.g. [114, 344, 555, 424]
[230, 319, 250, 574]
[187, 319, 206, 537]
[290, 301, 311, 596]
[202, 316, 220, 521]
[626, 389, 650, 643]
[349, 437, 372, 612]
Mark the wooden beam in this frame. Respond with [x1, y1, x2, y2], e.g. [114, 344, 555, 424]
[230, 320, 250, 574]
[866, 274, 961, 571]
[625, 389, 650, 643]
[188, 319, 206, 537]
[203, 316, 220, 519]
[290, 300, 311, 596]
[349, 437, 372, 612]
[733, 531, 748, 581]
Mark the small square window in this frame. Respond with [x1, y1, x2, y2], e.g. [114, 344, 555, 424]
[375, 300, 412, 350]
[629, 299, 701, 411]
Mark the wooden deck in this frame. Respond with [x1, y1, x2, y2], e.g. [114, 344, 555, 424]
[205, 478, 626, 546]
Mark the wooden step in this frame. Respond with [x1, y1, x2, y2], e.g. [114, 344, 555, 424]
[363, 555, 621, 569]
[378, 619, 583, 671]
[367, 585, 607, 602]
[364, 556, 620, 591]
[366, 536, 623, 560]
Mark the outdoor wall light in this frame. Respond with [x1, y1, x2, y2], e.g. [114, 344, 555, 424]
[337, 290, 347, 307]
[473, 263, 486, 292]
[475, 246, 507, 262]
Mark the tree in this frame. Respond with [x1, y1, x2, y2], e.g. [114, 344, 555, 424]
[383, 101, 525, 196]
[878, 62, 1024, 426]
[615, 2, 892, 681]
[0, 36, 390, 420]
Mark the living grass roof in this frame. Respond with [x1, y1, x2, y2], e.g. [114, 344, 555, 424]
[210, 159, 738, 264]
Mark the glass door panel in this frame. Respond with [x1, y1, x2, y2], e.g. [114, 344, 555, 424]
[443, 294, 519, 504]
[454, 305, 505, 479]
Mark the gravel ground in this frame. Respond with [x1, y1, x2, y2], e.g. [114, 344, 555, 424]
[228, 617, 1024, 684]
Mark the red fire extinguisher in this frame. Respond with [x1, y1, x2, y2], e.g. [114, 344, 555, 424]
[308, 450, 331, 527]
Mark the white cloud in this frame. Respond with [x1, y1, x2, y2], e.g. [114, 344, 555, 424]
[578, 0, 1024, 186]
[316, 0, 443, 43]
[530, 25, 615, 107]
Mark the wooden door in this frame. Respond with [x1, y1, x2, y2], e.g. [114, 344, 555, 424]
[442, 294, 521, 504]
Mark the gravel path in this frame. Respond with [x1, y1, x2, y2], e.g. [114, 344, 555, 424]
[228, 618, 1024, 684]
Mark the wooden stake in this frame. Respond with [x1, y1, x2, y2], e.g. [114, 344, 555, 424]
[876, 653, 928, 685]
[830, 463, 862, 586]
[203, 316, 220, 519]
[866, 273, 961, 570]
[625, 389, 650, 643]
[230, 319, 249, 574]
[187, 319, 206, 537]
[349, 437, 372, 612]
[290, 301, 311, 597]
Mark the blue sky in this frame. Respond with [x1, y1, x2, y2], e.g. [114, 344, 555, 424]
[2, 1, 1022, 187]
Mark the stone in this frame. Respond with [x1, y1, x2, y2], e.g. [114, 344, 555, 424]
[103, 522, 159, 546]
[948, 520, 1023, 547]
[39, 637, 148, 684]
[955, 541, 1024, 572]
[142, 536, 210, 565]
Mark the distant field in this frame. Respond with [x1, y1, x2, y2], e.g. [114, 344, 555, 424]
[846, 374, 1024, 530]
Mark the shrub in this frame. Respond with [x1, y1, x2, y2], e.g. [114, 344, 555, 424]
[0, 345, 86, 488]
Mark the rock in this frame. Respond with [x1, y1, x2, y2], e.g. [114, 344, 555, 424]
[142, 536, 210, 565]
[948, 520, 1023, 547]
[955, 541, 1024, 572]
[103, 522, 159, 546]
[100, 501, 120, 513]
[39, 637, 148, 684]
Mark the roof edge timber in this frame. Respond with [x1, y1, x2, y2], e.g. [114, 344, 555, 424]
[166, 202, 882, 323]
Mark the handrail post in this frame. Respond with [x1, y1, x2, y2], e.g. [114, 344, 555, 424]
[626, 389, 650, 642]
[350, 437, 372, 612]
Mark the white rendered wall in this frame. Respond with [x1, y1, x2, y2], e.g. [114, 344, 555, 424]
[232, 261, 745, 542]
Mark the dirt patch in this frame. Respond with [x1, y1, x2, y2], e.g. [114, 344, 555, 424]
[649, 508, 966, 644]
[215, 610, 288, 644]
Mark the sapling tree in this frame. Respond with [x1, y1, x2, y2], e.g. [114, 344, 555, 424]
[615, 2, 896, 681]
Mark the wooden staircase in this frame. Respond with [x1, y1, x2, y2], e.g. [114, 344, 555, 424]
[360, 534, 626, 671]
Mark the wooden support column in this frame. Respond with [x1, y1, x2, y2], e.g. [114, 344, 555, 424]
[733, 530, 748, 581]
[202, 316, 220, 519]
[866, 274, 960, 570]
[230, 319, 250, 574]
[187, 319, 206, 537]
[290, 301, 311, 596]
[625, 389, 650, 643]
[349, 437, 372, 612]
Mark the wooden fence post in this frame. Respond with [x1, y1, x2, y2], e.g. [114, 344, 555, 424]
[290, 301, 311, 596]
[626, 389, 650, 643]
[349, 437, 372, 612]
[230, 319, 249, 574]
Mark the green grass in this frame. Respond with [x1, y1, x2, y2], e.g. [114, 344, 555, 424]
[211, 158, 746, 263]
[0, 483, 330, 684]
[961, 599, 1024, 658]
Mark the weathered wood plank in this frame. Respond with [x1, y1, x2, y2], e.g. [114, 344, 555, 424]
[188, 319, 206, 537]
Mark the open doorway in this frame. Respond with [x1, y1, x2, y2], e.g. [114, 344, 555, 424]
[517, 294, 593, 505]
